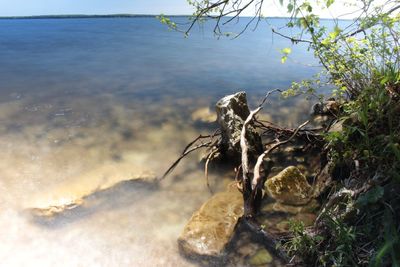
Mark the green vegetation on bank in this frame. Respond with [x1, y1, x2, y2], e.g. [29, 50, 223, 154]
[280, 1, 400, 265]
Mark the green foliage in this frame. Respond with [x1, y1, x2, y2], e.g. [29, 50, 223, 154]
[283, 220, 320, 258]
[328, 84, 400, 177]
[321, 216, 357, 266]
[276, 2, 400, 265]
[281, 75, 326, 102]
[280, 0, 400, 100]
[284, 217, 357, 266]
[280, 47, 292, 63]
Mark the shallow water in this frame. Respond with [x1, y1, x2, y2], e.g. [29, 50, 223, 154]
[0, 17, 322, 266]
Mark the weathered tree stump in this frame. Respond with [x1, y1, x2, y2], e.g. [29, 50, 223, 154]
[215, 92, 263, 160]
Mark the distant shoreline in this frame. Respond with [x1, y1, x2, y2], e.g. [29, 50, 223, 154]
[0, 14, 350, 20]
[0, 14, 163, 19]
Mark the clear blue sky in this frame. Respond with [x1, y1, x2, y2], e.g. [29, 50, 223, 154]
[0, 0, 194, 16]
[0, 0, 363, 18]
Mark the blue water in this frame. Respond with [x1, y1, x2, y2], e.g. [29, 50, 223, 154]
[0, 17, 319, 102]
[0, 17, 327, 267]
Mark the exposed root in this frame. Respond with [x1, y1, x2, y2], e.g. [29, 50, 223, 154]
[204, 148, 219, 194]
[160, 132, 220, 180]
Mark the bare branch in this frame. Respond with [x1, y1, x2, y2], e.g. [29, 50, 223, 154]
[160, 141, 213, 180]
[271, 28, 313, 44]
[160, 134, 220, 180]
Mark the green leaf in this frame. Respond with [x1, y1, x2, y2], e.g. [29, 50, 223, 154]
[380, 76, 389, 85]
[281, 47, 292, 55]
[287, 3, 294, 13]
[321, 38, 330, 46]
[326, 0, 334, 7]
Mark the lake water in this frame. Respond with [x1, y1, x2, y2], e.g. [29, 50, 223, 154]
[0, 17, 321, 266]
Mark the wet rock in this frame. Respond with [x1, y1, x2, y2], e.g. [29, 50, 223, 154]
[265, 166, 312, 205]
[215, 92, 262, 158]
[178, 185, 243, 257]
[249, 248, 273, 266]
[262, 199, 320, 215]
[191, 107, 217, 123]
[237, 242, 259, 258]
[259, 198, 319, 235]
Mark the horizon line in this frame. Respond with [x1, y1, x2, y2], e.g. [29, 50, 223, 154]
[0, 13, 352, 20]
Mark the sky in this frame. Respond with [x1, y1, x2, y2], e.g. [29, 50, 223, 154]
[0, 0, 365, 18]
[0, 0, 190, 16]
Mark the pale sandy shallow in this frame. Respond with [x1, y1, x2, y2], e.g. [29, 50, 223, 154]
[0, 91, 312, 266]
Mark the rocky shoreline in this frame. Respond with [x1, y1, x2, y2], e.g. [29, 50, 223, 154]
[170, 91, 339, 265]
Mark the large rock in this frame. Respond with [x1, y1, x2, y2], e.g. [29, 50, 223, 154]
[215, 92, 262, 158]
[265, 166, 312, 205]
[178, 184, 243, 257]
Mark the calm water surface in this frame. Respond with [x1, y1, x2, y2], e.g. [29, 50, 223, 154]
[0, 17, 321, 266]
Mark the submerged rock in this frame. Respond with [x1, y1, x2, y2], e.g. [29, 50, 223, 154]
[215, 92, 262, 158]
[265, 166, 312, 205]
[178, 184, 243, 257]
[249, 248, 273, 265]
[275, 212, 317, 232]
[28, 161, 156, 217]
[191, 107, 217, 123]
[262, 199, 320, 215]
